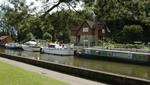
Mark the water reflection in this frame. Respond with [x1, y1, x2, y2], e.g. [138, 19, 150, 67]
[2, 48, 150, 80]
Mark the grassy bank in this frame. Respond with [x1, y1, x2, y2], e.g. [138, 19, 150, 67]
[0, 61, 67, 85]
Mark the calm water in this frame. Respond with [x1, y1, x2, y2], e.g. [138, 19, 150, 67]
[0, 48, 150, 80]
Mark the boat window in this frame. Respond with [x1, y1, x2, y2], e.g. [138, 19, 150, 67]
[48, 45, 55, 48]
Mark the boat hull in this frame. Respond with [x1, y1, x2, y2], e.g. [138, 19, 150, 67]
[5, 46, 22, 50]
[75, 52, 150, 66]
[22, 45, 41, 52]
[41, 47, 74, 56]
[5, 43, 22, 50]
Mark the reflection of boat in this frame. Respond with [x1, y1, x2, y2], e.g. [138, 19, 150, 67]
[5, 43, 22, 50]
[22, 41, 41, 52]
[41, 43, 74, 56]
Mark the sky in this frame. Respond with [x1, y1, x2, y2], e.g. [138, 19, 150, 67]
[0, 0, 5, 4]
[0, 0, 84, 14]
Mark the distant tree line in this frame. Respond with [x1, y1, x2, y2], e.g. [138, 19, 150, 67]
[0, 0, 149, 44]
[93, 0, 150, 44]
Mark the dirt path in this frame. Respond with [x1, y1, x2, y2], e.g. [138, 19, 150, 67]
[0, 57, 106, 85]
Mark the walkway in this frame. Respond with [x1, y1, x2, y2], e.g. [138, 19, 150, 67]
[0, 57, 106, 85]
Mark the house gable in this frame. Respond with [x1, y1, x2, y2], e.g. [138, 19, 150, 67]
[76, 21, 94, 36]
[71, 20, 109, 46]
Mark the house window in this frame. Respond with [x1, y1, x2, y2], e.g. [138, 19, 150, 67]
[83, 28, 89, 32]
[102, 29, 105, 34]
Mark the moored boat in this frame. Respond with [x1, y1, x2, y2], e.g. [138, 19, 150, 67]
[5, 43, 22, 50]
[41, 43, 74, 56]
[75, 48, 150, 65]
[22, 41, 41, 52]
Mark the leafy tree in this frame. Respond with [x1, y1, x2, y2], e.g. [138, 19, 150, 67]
[1, 0, 149, 44]
[49, 10, 86, 42]
[92, 0, 150, 43]
[43, 32, 52, 41]
[121, 25, 143, 43]
[40, 0, 80, 18]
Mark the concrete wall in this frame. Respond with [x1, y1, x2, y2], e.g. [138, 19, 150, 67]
[0, 53, 149, 85]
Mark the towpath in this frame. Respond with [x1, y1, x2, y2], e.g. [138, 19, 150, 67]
[0, 57, 106, 85]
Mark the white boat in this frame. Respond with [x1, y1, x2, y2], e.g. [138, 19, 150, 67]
[5, 43, 22, 49]
[22, 41, 41, 52]
[41, 43, 74, 56]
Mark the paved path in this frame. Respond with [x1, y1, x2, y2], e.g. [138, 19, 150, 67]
[0, 57, 106, 85]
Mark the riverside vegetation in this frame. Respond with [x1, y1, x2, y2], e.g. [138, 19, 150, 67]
[0, 0, 149, 46]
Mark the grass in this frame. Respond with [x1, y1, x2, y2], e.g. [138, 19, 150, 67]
[0, 61, 67, 85]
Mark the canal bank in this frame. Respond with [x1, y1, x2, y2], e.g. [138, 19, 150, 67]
[0, 53, 149, 85]
[1, 48, 150, 80]
[0, 57, 103, 85]
[0, 57, 67, 85]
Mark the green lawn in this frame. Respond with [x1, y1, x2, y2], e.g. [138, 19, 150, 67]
[0, 61, 67, 85]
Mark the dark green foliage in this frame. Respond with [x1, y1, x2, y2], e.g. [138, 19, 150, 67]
[49, 10, 86, 43]
[121, 25, 143, 43]
[43, 32, 52, 40]
[92, 0, 150, 43]
[26, 32, 34, 41]
[0, 0, 149, 44]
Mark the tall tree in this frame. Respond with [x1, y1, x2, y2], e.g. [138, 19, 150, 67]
[40, 0, 80, 18]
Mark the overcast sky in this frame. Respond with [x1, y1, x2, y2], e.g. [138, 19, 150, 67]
[0, 0, 84, 14]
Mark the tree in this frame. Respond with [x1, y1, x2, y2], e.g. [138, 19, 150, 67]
[43, 32, 52, 41]
[121, 25, 143, 43]
[40, 0, 80, 18]
[1, 0, 149, 44]
[92, 0, 150, 43]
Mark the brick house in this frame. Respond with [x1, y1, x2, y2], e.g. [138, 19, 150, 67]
[71, 20, 110, 46]
[0, 36, 13, 46]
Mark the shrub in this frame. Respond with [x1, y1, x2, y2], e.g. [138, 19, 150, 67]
[43, 32, 52, 41]
[121, 25, 143, 43]
[26, 32, 34, 40]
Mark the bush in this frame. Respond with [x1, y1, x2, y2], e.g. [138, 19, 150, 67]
[26, 32, 34, 40]
[43, 32, 52, 40]
[120, 25, 143, 43]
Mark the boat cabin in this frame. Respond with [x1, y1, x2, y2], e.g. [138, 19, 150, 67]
[48, 43, 66, 49]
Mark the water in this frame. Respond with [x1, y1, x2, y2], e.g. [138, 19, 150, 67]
[0, 48, 150, 80]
